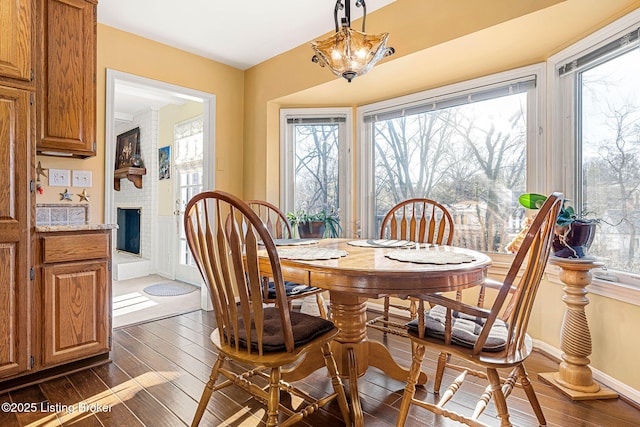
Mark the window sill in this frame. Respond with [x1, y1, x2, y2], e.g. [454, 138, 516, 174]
[486, 252, 640, 307]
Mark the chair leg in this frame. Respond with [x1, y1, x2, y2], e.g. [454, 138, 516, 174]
[396, 343, 427, 427]
[316, 293, 328, 319]
[517, 364, 546, 426]
[486, 368, 512, 427]
[409, 298, 418, 319]
[267, 367, 282, 427]
[321, 342, 352, 426]
[433, 351, 449, 394]
[383, 296, 390, 337]
[191, 354, 224, 427]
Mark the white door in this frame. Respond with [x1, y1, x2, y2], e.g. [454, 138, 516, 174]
[173, 117, 204, 285]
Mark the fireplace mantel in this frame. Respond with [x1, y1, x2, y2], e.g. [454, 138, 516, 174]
[114, 167, 146, 191]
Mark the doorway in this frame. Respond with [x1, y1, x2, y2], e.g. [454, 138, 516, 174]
[104, 69, 216, 311]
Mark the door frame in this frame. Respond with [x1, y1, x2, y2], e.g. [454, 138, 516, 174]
[104, 69, 216, 309]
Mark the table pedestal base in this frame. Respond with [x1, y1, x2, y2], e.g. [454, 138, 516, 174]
[282, 292, 426, 427]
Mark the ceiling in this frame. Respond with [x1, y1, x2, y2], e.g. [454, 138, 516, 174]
[98, 0, 396, 71]
[113, 80, 196, 122]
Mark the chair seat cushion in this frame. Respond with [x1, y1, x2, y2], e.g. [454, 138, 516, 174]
[235, 307, 335, 352]
[267, 281, 317, 299]
[406, 305, 508, 352]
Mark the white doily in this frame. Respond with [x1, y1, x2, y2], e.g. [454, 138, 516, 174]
[348, 239, 414, 248]
[277, 247, 348, 260]
[259, 239, 319, 246]
[385, 249, 476, 265]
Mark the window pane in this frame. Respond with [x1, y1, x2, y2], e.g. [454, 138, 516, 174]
[174, 116, 204, 268]
[580, 48, 640, 272]
[373, 93, 528, 252]
[293, 124, 339, 213]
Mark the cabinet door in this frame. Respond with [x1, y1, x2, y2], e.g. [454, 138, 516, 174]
[36, 0, 96, 157]
[0, 0, 32, 83]
[0, 86, 31, 379]
[42, 261, 110, 367]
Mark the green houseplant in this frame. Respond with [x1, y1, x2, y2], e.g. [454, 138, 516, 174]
[518, 193, 598, 258]
[286, 209, 342, 238]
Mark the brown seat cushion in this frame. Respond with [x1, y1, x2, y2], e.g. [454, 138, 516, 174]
[406, 305, 508, 352]
[233, 307, 335, 352]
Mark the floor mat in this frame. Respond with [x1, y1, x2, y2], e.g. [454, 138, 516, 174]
[143, 282, 199, 296]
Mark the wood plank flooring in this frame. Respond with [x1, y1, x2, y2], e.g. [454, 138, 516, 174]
[1, 309, 639, 426]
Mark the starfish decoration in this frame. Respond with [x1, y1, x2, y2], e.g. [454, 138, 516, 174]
[59, 188, 73, 201]
[77, 189, 90, 202]
[36, 161, 48, 179]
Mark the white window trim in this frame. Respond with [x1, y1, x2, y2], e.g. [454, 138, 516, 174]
[356, 63, 546, 239]
[280, 107, 353, 235]
[548, 8, 640, 298]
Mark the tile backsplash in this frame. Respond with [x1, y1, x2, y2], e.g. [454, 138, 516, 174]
[36, 203, 90, 226]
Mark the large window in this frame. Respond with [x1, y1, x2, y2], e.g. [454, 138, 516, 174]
[281, 108, 352, 235]
[559, 25, 640, 277]
[359, 67, 543, 252]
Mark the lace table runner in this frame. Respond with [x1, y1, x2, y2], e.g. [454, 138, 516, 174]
[348, 239, 414, 248]
[385, 249, 476, 265]
[277, 247, 348, 260]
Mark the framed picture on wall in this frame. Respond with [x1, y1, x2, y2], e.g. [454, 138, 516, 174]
[115, 127, 141, 170]
[159, 146, 171, 179]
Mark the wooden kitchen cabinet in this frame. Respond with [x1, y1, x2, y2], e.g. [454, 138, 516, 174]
[0, 0, 33, 87]
[36, 0, 97, 157]
[38, 231, 112, 368]
[0, 85, 33, 380]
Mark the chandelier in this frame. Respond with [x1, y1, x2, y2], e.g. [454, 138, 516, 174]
[311, 0, 395, 83]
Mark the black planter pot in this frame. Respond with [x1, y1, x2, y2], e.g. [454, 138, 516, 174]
[552, 220, 597, 258]
[298, 221, 325, 239]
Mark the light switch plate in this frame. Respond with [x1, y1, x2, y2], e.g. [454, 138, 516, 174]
[49, 169, 71, 187]
[72, 170, 93, 187]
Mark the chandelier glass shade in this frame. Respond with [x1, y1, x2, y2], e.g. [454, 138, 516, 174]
[311, 0, 394, 82]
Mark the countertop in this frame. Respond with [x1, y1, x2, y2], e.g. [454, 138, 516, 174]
[35, 224, 118, 233]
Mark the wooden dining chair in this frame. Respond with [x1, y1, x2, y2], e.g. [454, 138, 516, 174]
[185, 191, 351, 427]
[366, 198, 454, 337]
[247, 200, 328, 318]
[396, 192, 563, 427]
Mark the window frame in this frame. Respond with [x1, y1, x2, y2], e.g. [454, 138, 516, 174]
[356, 64, 547, 241]
[548, 8, 640, 302]
[280, 107, 353, 235]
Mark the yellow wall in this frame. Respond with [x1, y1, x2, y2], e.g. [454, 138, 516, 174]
[35, 24, 245, 224]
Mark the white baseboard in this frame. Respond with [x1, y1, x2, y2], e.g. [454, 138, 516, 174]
[113, 257, 153, 281]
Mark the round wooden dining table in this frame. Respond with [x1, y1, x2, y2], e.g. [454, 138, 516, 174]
[259, 238, 492, 427]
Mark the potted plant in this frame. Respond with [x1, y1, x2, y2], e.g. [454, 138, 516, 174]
[286, 209, 342, 238]
[518, 193, 598, 258]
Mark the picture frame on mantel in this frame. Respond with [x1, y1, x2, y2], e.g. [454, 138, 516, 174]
[115, 127, 140, 170]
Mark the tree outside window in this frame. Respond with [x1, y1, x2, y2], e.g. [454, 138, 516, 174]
[372, 93, 528, 253]
[580, 47, 640, 272]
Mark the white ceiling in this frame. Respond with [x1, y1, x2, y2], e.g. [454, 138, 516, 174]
[101, 0, 395, 118]
[98, 0, 396, 71]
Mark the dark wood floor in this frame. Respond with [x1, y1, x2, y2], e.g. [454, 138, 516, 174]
[1, 309, 639, 426]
